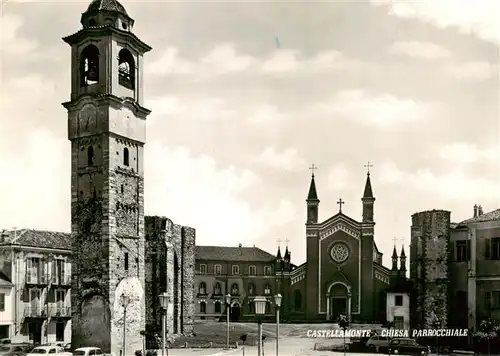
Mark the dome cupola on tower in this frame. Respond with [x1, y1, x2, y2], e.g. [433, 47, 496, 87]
[81, 0, 134, 31]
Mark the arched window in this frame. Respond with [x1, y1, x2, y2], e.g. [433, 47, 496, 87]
[248, 283, 255, 295]
[118, 49, 135, 90]
[200, 301, 206, 313]
[87, 146, 94, 166]
[231, 283, 239, 295]
[123, 147, 129, 166]
[199, 282, 206, 294]
[264, 284, 271, 295]
[214, 301, 221, 313]
[294, 290, 302, 310]
[80, 45, 100, 86]
[213, 282, 221, 295]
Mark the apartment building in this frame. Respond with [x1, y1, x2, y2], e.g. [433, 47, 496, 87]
[0, 229, 71, 345]
[0, 273, 14, 339]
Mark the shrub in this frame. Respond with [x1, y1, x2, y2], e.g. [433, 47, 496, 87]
[134, 351, 142, 356]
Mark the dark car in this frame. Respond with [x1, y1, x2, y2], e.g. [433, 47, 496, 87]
[388, 338, 430, 355]
[0, 344, 31, 356]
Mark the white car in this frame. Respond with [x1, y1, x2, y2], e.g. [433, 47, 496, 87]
[27, 345, 72, 355]
[72, 347, 105, 356]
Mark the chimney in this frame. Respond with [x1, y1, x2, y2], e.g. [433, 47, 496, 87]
[478, 205, 483, 216]
[473, 204, 478, 218]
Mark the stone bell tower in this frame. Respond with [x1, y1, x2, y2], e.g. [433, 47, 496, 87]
[62, 0, 151, 354]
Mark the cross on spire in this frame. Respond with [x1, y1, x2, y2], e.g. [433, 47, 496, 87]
[392, 236, 398, 246]
[284, 238, 290, 247]
[276, 238, 282, 247]
[364, 161, 373, 174]
[309, 164, 319, 177]
[337, 198, 345, 213]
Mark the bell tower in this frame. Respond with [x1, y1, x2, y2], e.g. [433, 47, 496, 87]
[62, 0, 151, 354]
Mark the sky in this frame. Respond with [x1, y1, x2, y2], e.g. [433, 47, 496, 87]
[0, 0, 499, 266]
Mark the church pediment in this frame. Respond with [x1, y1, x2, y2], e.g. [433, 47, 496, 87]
[319, 214, 361, 240]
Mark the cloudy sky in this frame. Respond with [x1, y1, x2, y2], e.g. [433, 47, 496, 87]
[1, 0, 499, 266]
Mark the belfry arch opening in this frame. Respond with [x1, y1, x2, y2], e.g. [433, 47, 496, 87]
[80, 45, 100, 86]
[118, 49, 135, 90]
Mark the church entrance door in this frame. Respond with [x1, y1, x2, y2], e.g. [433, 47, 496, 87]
[331, 297, 347, 321]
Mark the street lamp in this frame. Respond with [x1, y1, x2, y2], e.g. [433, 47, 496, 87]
[254, 296, 267, 356]
[225, 293, 231, 349]
[120, 294, 130, 356]
[159, 292, 170, 356]
[274, 294, 282, 356]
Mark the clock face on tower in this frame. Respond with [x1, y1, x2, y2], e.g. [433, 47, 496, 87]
[79, 104, 98, 132]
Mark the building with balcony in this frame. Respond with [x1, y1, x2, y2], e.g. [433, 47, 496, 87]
[0, 229, 72, 345]
[0, 272, 14, 339]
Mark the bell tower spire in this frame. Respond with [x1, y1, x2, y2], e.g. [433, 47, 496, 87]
[62, 1, 151, 354]
[306, 164, 320, 224]
[362, 162, 375, 223]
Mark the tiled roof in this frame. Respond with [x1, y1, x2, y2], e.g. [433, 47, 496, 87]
[9, 229, 71, 250]
[86, 0, 128, 16]
[195, 246, 276, 262]
[459, 209, 500, 224]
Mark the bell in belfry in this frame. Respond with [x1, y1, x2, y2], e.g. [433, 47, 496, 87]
[87, 60, 98, 81]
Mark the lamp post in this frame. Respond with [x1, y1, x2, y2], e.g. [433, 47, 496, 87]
[120, 294, 130, 356]
[225, 293, 231, 349]
[159, 292, 170, 356]
[254, 296, 267, 356]
[274, 294, 282, 356]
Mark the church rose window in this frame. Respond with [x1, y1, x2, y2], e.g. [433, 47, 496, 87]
[330, 243, 349, 263]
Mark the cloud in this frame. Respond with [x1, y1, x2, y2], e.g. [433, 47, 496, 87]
[370, 0, 500, 44]
[253, 147, 306, 171]
[388, 41, 451, 60]
[319, 90, 434, 128]
[247, 104, 291, 125]
[0, 14, 38, 57]
[262, 50, 302, 73]
[438, 142, 499, 163]
[145, 96, 237, 122]
[445, 61, 498, 81]
[328, 164, 352, 190]
[144, 143, 296, 245]
[378, 161, 500, 200]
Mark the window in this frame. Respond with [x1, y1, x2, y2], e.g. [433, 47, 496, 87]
[232, 265, 239, 275]
[395, 295, 403, 306]
[294, 290, 302, 310]
[49, 349, 57, 354]
[249, 265, 256, 275]
[95, 351, 103, 355]
[214, 301, 221, 313]
[264, 284, 271, 295]
[456, 240, 469, 262]
[199, 282, 206, 295]
[265, 301, 270, 314]
[486, 238, 500, 260]
[213, 282, 221, 295]
[200, 301, 206, 314]
[264, 266, 272, 276]
[393, 316, 404, 329]
[199, 264, 207, 274]
[124, 253, 129, 271]
[214, 264, 222, 275]
[231, 283, 239, 295]
[87, 146, 94, 166]
[248, 283, 255, 295]
[486, 291, 500, 309]
[0, 293, 4, 311]
[123, 148, 129, 166]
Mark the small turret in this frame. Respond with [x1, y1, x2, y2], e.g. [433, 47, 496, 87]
[361, 163, 376, 224]
[399, 246, 407, 272]
[306, 166, 320, 224]
[283, 245, 291, 271]
[392, 246, 399, 271]
[275, 246, 283, 271]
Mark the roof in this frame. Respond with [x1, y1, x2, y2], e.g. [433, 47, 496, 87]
[307, 174, 319, 201]
[86, 0, 128, 16]
[363, 173, 374, 198]
[6, 229, 71, 250]
[195, 245, 276, 262]
[459, 208, 500, 225]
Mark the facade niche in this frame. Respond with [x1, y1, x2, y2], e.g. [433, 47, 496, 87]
[80, 45, 99, 86]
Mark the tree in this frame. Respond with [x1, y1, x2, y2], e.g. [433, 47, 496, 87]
[474, 318, 500, 356]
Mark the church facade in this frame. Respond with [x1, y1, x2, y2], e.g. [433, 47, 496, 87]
[287, 170, 392, 323]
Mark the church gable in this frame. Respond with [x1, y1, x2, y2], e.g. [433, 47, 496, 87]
[319, 213, 361, 241]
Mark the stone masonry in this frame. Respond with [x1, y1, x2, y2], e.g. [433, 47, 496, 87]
[410, 210, 450, 329]
[144, 216, 195, 348]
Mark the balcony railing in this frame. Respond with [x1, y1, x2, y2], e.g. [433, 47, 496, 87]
[51, 274, 71, 286]
[48, 305, 71, 318]
[25, 274, 50, 285]
[24, 306, 48, 318]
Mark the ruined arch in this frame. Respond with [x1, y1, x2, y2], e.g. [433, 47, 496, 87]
[80, 45, 100, 86]
[118, 49, 135, 90]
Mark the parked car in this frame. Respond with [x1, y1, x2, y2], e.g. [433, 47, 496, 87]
[72, 347, 105, 356]
[388, 338, 430, 355]
[26, 346, 72, 356]
[366, 334, 391, 352]
[0, 344, 31, 355]
[0, 340, 11, 345]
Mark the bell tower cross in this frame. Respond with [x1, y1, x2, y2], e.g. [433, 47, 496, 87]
[62, 1, 152, 354]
